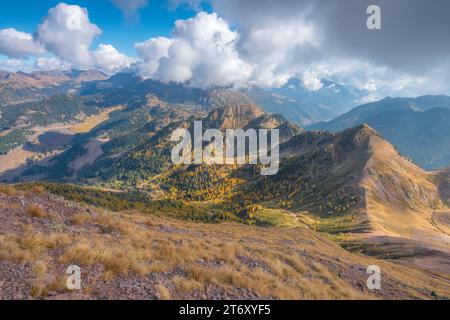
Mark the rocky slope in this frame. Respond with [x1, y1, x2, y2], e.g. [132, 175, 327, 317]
[1, 185, 449, 300]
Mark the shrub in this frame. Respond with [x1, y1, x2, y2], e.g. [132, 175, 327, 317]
[26, 205, 48, 218]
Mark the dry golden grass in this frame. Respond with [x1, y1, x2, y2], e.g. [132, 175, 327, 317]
[155, 284, 171, 300]
[71, 213, 91, 225]
[133, 262, 150, 277]
[0, 184, 17, 196]
[60, 241, 130, 274]
[33, 260, 47, 276]
[44, 276, 70, 293]
[70, 106, 123, 133]
[1, 195, 450, 300]
[26, 205, 48, 219]
[31, 273, 69, 298]
[0, 232, 71, 262]
[172, 275, 204, 292]
[361, 132, 448, 242]
[28, 185, 46, 194]
[59, 233, 154, 276]
[149, 261, 172, 273]
[30, 260, 49, 298]
[30, 282, 46, 298]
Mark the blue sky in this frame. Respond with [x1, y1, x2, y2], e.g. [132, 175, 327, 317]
[0, 0, 205, 57]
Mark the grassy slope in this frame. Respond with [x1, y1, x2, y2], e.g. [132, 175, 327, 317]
[360, 127, 450, 245]
[1, 185, 449, 300]
[69, 106, 124, 133]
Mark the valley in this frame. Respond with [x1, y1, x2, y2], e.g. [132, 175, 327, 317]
[0, 106, 122, 182]
[1, 69, 450, 300]
[0, 124, 74, 180]
[1, 0, 450, 304]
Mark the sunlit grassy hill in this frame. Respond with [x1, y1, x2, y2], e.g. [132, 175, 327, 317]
[1, 185, 449, 300]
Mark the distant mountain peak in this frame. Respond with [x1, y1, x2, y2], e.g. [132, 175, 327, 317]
[308, 95, 450, 170]
[64, 69, 108, 82]
[205, 104, 266, 129]
[343, 123, 379, 138]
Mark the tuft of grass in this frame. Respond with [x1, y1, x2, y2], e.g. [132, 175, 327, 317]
[29, 185, 46, 194]
[0, 233, 71, 263]
[132, 262, 150, 277]
[187, 265, 215, 284]
[172, 275, 204, 293]
[30, 282, 46, 298]
[26, 205, 48, 218]
[155, 284, 171, 300]
[149, 261, 171, 273]
[30, 260, 48, 298]
[71, 213, 91, 226]
[59, 236, 153, 276]
[218, 243, 238, 263]
[33, 260, 47, 277]
[0, 185, 17, 196]
[44, 276, 70, 294]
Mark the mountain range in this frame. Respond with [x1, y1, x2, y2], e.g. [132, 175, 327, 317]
[1, 70, 367, 125]
[10, 102, 450, 248]
[244, 79, 368, 125]
[308, 96, 450, 170]
[0, 69, 107, 106]
[1, 68, 450, 299]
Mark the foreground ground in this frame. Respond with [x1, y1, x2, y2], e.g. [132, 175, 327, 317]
[1, 186, 449, 300]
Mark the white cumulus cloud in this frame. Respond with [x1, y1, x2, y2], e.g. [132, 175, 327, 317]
[0, 28, 44, 59]
[135, 37, 174, 78]
[135, 12, 252, 88]
[0, 3, 135, 74]
[0, 58, 27, 71]
[302, 72, 323, 91]
[34, 57, 71, 71]
[94, 44, 137, 74]
[133, 9, 323, 89]
[36, 3, 102, 68]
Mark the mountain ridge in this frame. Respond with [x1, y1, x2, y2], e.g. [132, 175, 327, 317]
[308, 95, 450, 170]
[0, 69, 108, 105]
